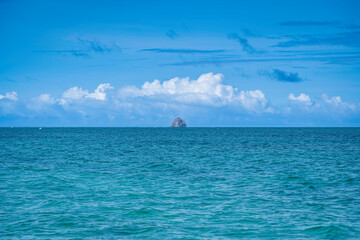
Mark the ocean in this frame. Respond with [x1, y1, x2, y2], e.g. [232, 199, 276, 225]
[1, 128, 359, 239]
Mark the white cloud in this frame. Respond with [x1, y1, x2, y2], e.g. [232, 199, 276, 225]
[28, 94, 57, 111]
[60, 83, 113, 104]
[36, 94, 56, 104]
[62, 87, 88, 100]
[237, 90, 273, 113]
[2, 74, 360, 127]
[88, 83, 113, 100]
[0, 91, 18, 101]
[287, 93, 359, 115]
[288, 93, 312, 106]
[322, 94, 357, 111]
[119, 72, 272, 113]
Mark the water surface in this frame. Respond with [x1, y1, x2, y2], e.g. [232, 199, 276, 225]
[1, 128, 359, 239]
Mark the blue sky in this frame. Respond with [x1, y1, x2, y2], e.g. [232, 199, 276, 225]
[1, 0, 360, 126]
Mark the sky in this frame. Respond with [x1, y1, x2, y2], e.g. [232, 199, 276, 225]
[1, 0, 360, 127]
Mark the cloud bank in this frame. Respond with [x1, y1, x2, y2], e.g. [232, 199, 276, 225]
[119, 72, 272, 113]
[0, 73, 359, 126]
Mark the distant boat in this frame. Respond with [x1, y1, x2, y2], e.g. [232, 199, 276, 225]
[39, 128, 42, 130]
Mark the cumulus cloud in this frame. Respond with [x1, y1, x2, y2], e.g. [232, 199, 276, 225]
[1, 74, 360, 127]
[322, 94, 357, 112]
[285, 93, 359, 118]
[0, 91, 18, 101]
[60, 83, 113, 104]
[288, 93, 312, 105]
[62, 87, 88, 100]
[119, 72, 272, 113]
[28, 94, 57, 111]
[88, 83, 114, 100]
[36, 94, 56, 104]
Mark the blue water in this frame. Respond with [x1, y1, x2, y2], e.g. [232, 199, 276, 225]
[1, 128, 360, 239]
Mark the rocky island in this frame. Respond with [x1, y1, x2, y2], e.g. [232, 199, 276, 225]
[170, 117, 187, 127]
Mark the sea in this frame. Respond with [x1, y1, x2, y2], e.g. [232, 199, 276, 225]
[0, 127, 359, 239]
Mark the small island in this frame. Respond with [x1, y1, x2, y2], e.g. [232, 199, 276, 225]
[170, 117, 187, 127]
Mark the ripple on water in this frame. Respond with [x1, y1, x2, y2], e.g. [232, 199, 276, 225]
[0, 127, 360, 238]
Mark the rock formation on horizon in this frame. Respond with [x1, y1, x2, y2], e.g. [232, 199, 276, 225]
[170, 117, 187, 127]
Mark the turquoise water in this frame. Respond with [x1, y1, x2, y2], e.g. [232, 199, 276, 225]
[1, 128, 359, 239]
